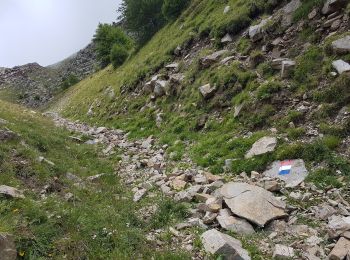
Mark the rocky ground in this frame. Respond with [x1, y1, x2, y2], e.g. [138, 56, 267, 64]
[33, 112, 349, 259]
[2, 0, 350, 258]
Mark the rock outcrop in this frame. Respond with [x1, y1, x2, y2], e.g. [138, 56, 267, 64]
[0, 43, 99, 107]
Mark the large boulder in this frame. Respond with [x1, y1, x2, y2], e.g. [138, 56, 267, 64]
[199, 84, 217, 99]
[245, 136, 277, 159]
[322, 0, 348, 15]
[201, 229, 251, 260]
[332, 59, 350, 74]
[263, 159, 308, 188]
[331, 36, 350, 54]
[249, 17, 271, 42]
[220, 182, 287, 227]
[0, 233, 17, 260]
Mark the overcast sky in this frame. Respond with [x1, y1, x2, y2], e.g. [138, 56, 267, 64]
[0, 0, 122, 68]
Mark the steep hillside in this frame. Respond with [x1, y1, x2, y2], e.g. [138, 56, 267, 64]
[51, 0, 350, 175]
[49, 0, 350, 258]
[0, 43, 99, 108]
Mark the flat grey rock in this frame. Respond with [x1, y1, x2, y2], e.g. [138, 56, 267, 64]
[217, 215, 255, 235]
[263, 159, 308, 188]
[332, 59, 350, 74]
[245, 136, 277, 158]
[220, 182, 287, 227]
[201, 229, 251, 259]
[0, 185, 25, 199]
[273, 244, 295, 259]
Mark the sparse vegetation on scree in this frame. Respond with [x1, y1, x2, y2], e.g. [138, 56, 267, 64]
[1, 0, 350, 259]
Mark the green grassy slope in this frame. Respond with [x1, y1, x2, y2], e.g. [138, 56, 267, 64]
[0, 101, 189, 259]
[51, 0, 349, 185]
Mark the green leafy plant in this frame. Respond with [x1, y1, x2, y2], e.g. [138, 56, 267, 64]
[110, 44, 129, 68]
[93, 23, 133, 67]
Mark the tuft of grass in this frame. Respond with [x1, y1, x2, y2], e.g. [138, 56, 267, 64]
[286, 127, 306, 140]
[307, 168, 343, 188]
[256, 79, 282, 100]
[313, 74, 350, 106]
[294, 46, 323, 84]
[321, 135, 342, 150]
[150, 198, 189, 229]
[236, 38, 252, 55]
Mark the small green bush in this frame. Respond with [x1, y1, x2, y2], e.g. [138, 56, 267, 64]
[257, 62, 275, 78]
[307, 168, 342, 188]
[119, 0, 165, 44]
[150, 199, 188, 228]
[250, 50, 265, 68]
[319, 123, 347, 137]
[313, 74, 350, 105]
[242, 104, 276, 129]
[277, 140, 331, 163]
[93, 24, 133, 67]
[110, 44, 129, 68]
[321, 135, 342, 150]
[256, 80, 282, 100]
[286, 127, 306, 140]
[294, 46, 323, 84]
[236, 38, 252, 55]
[61, 74, 79, 89]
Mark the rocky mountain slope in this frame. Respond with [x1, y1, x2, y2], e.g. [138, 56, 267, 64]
[49, 0, 350, 258]
[0, 43, 99, 107]
[1, 0, 350, 259]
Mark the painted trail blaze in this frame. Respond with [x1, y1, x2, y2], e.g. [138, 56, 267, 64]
[278, 160, 293, 175]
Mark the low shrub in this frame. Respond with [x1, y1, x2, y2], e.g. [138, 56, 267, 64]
[110, 44, 129, 68]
